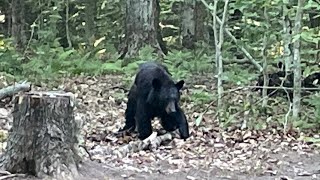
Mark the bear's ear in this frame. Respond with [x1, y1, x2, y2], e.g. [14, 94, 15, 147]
[152, 78, 162, 90]
[277, 61, 285, 71]
[175, 80, 184, 90]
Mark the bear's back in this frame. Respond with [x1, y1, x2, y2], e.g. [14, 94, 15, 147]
[134, 62, 173, 95]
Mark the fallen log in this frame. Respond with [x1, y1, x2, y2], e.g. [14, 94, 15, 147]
[0, 91, 82, 179]
[112, 131, 178, 158]
[0, 81, 31, 100]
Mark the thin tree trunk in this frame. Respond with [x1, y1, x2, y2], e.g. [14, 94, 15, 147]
[282, 4, 294, 72]
[292, 0, 305, 120]
[262, 6, 270, 107]
[229, 0, 243, 59]
[66, 0, 72, 48]
[119, 0, 166, 59]
[84, 0, 96, 47]
[212, 0, 229, 111]
[11, 0, 27, 51]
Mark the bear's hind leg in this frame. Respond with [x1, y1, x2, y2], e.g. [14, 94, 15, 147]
[135, 99, 153, 140]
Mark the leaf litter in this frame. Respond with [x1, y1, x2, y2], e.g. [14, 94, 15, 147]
[0, 74, 319, 180]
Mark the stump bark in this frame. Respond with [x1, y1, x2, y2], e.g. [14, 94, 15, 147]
[1, 91, 81, 179]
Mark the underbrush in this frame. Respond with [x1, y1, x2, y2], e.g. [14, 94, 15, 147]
[0, 39, 319, 137]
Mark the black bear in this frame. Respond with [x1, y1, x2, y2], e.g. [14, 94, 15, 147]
[253, 62, 320, 101]
[119, 61, 190, 140]
[302, 72, 320, 91]
[253, 62, 294, 99]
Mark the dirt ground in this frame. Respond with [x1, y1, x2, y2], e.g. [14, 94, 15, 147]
[78, 149, 320, 180]
[0, 74, 320, 180]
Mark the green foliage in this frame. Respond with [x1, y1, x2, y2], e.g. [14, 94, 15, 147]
[303, 95, 320, 124]
[223, 64, 256, 85]
[0, 39, 24, 75]
[188, 89, 214, 106]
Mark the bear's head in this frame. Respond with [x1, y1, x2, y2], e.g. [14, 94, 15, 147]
[147, 78, 184, 114]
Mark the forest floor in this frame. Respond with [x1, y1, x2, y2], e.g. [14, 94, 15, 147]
[0, 74, 320, 180]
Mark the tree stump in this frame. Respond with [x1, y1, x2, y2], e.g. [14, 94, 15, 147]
[1, 91, 82, 179]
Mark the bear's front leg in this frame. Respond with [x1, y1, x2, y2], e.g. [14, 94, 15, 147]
[160, 107, 189, 140]
[135, 99, 153, 140]
[176, 108, 190, 140]
[118, 85, 137, 132]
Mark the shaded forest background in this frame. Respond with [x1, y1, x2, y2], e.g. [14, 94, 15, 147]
[0, 0, 320, 132]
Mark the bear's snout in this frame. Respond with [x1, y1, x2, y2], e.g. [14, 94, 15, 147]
[165, 101, 176, 114]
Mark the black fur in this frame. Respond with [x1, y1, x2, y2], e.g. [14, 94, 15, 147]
[119, 62, 189, 140]
[254, 70, 294, 100]
[254, 62, 320, 101]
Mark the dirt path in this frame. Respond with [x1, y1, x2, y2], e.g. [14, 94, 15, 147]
[79, 147, 320, 180]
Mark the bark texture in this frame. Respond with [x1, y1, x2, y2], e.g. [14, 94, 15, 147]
[181, 0, 207, 49]
[228, 0, 243, 59]
[194, 1, 206, 42]
[1, 91, 81, 179]
[181, 0, 195, 49]
[292, 0, 304, 120]
[11, 0, 27, 50]
[84, 0, 97, 47]
[120, 0, 166, 59]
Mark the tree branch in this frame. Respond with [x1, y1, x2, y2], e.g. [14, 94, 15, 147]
[200, 0, 263, 72]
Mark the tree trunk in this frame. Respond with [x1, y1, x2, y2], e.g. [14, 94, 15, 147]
[56, 1, 77, 48]
[282, 4, 294, 72]
[194, 1, 206, 42]
[84, 0, 97, 47]
[181, 0, 207, 49]
[292, 0, 304, 120]
[119, 0, 167, 59]
[1, 91, 82, 179]
[262, 7, 270, 108]
[229, 0, 243, 59]
[181, 0, 195, 49]
[11, 0, 27, 50]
